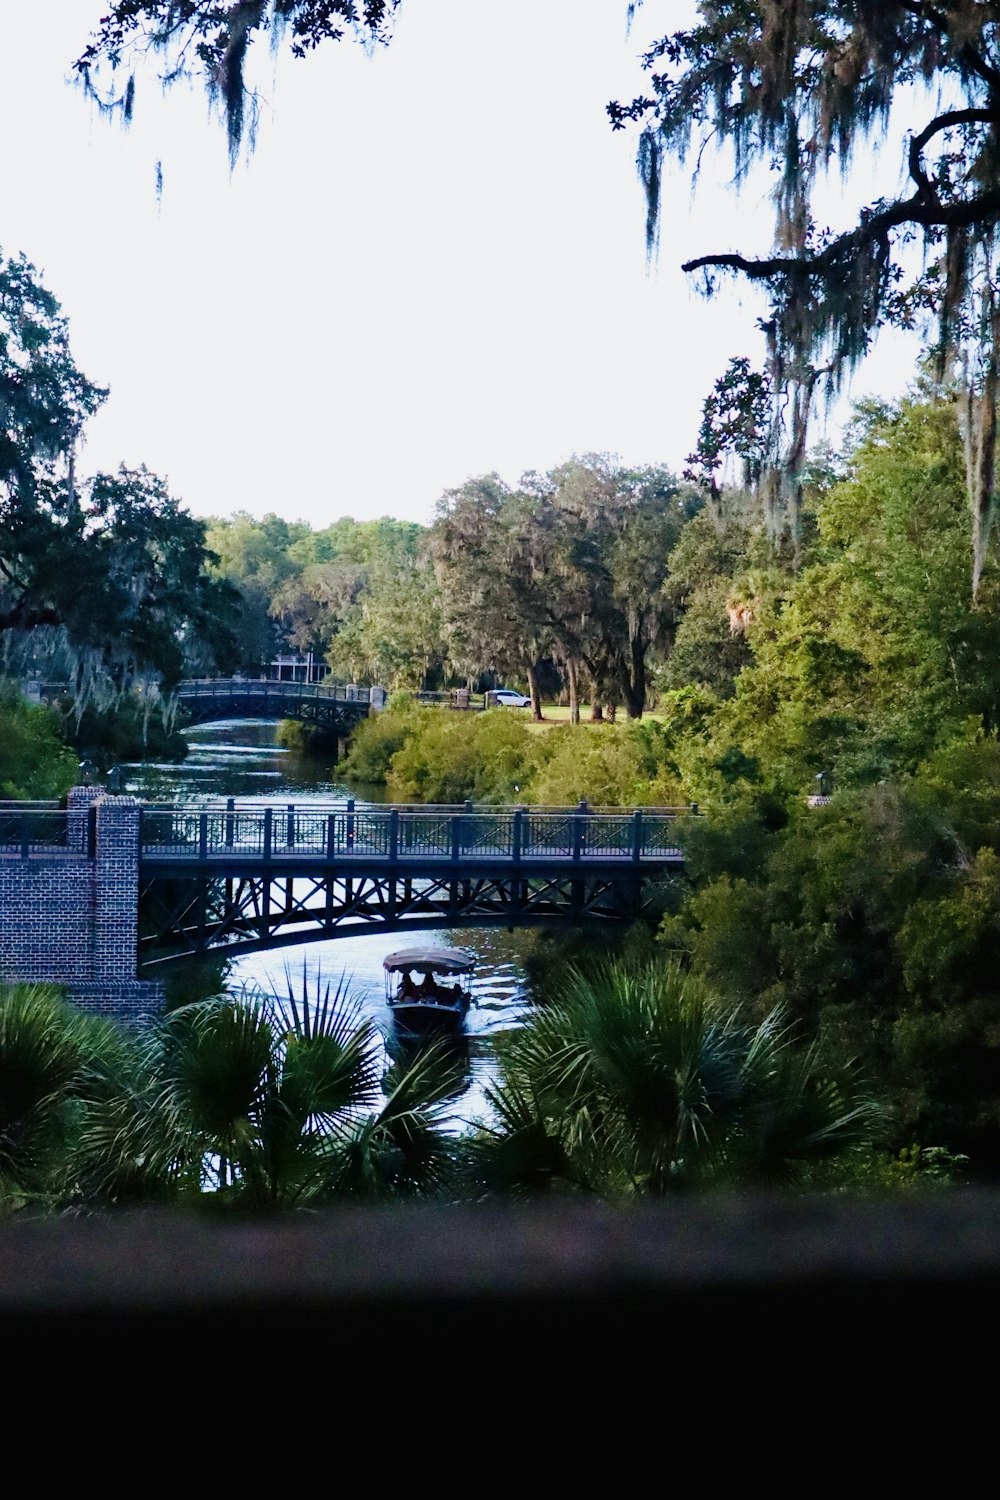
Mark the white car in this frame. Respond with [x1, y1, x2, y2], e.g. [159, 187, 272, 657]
[492, 689, 532, 708]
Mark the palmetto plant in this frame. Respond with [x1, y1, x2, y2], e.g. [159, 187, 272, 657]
[466, 960, 880, 1199]
[0, 982, 124, 1212]
[73, 971, 461, 1210]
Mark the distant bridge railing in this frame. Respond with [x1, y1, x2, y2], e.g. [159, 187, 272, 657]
[138, 801, 690, 865]
[177, 677, 376, 706]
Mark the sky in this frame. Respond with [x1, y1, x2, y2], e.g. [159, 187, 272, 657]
[0, 1, 922, 528]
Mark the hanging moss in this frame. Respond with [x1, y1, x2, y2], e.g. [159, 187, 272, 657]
[610, 2, 1000, 591]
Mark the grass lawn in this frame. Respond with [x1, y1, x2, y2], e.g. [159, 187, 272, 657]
[518, 704, 667, 732]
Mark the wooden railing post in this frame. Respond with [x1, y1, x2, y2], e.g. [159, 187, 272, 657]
[287, 803, 296, 850]
[389, 809, 399, 862]
[451, 811, 462, 862]
[326, 812, 336, 860]
[512, 808, 523, 862]
[346, 797, 355, 851]
[225, 797, 235, 850]
[198, 811, 208, 861]
[263, 807, 273, 862]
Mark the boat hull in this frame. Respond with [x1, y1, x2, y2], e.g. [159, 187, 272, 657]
[388, 998, 470, 1037]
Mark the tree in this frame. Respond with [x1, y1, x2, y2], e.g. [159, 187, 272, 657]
[204, 511, 309, 671]
[76, 1, 402, 162]
[544, 456, 697, 718]
[266, 516, 443, 685]
[79, 465, 238, 689]
[430, 475, 554, 717]
[611, 2, 1000, 590]
[0, 681, 77, 799]
[0, 248, 106, 636]
[680, 397, 1000, 799]
[0, 248, 236, 699]
[325, 546, 445, 689]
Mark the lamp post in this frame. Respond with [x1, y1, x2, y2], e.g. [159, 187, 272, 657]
[77, 758, 99, 788]
[106, 765, 126, 795]
[808, 770, 833, 807]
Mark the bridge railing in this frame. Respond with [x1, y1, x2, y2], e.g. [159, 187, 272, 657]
[178, 678, 372, 704]
[0, 807, 77, 858]
[139, 803, 689, 863]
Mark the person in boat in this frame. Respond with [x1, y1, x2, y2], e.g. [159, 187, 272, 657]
[399, 972, 418, 1000]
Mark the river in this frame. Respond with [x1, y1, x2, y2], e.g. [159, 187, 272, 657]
[120, 719, 536, 1124]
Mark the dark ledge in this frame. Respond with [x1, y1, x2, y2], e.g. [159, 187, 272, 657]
[7, 1194, 998, 1425]
[4, 1193, 1000, 1314]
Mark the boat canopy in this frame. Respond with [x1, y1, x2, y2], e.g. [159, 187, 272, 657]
[383, 946, 476, 976]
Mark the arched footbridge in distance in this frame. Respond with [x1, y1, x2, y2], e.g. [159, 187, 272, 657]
[138, 800, 691, 966]
[177, 678, 383, 738]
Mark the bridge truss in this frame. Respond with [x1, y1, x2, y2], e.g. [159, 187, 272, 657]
[138, 863, 668, 963]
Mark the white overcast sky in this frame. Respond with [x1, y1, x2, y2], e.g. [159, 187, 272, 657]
[0, 1, 921, 527]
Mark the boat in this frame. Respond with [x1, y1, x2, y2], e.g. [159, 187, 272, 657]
[383, 945, 475, 1036]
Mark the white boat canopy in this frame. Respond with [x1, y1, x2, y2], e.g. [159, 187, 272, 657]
[383, 946, 476, 975]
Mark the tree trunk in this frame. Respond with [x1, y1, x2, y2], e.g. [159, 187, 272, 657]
[623, 633, 646, 719]
[527, 661, 543, 721]
[567, 659, 580, 725]
[590, 701, 604, 722]
[960, 294, 1000, 599]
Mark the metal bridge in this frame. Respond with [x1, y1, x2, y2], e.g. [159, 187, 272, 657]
[177, 678, 380, 736]
[138, 800, 688, 965]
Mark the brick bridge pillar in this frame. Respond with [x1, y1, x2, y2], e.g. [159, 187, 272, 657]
[0, 788, 164, 1022]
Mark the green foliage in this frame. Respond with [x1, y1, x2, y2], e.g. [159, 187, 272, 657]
[209, 512, 446, 686]
[668, 400, 1000, 801]
[0, 983, 122, 1212]
[0, 682, 77, 798]
[466, 959, 879, 1199]
[339, 695, 432, 785]
[658, 728, 1000, 1170]
[71, 975, 457, 1211]
[0, 248, 237, 695]
[684, 357, 771, 498]
[430, 459, 698, 718]
[529, 720, 684, 807]
[387, 708, 535, 804]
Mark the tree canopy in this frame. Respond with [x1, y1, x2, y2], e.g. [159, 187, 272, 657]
[0, 247, 236, 701]
[611, 1, 1000, 590]
[76, 1, 401, 161]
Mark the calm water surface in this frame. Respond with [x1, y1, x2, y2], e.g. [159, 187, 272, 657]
[123, 720, 534, 1124]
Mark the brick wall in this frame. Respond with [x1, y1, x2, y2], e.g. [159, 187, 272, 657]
[0, 788, 163, 1018]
